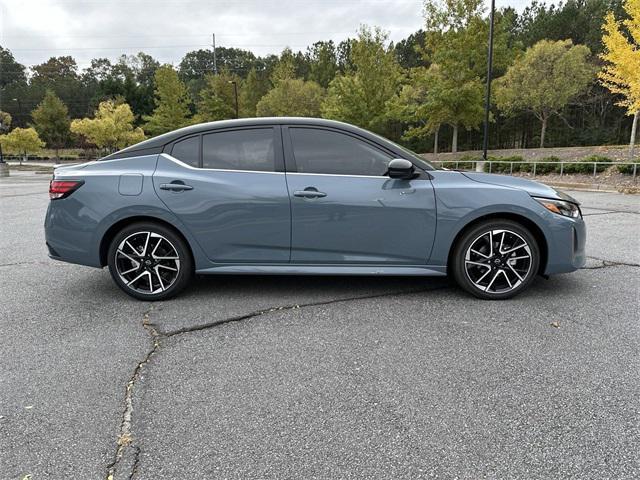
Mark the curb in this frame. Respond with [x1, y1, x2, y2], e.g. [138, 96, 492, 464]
[540, 181, 621, 193]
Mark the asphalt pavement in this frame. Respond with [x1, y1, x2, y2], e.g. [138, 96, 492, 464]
[0, 171, 638, 479]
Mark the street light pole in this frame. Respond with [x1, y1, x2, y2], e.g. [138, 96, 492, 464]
[482, 0, 496, 163]
[212, 33, 218, 75]
[228, 80, 239, 119]
[12, 98, 22, 125]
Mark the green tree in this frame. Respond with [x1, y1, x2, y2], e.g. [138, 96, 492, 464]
[388, 65, 484, 153]
[307, 41, 338, 88]
[71, 100, 145, 151]
[0, 47, 27, 88]
[271, 48, 298, 85]
[239, 68, 269, 117]
[195, 71, 240, 122]
[419, 0, 516, 151]
[30, 56, 90, 120]
[144, 65, 192, 135]
[495, 39, 594, 147]
[0, 127, 45, 164]
[322, 26, 402, 134]
[256, 78, 325, 117]
[31, 89, 71, 159]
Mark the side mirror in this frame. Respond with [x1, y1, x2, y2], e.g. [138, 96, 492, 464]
[387, 158, 416, 179]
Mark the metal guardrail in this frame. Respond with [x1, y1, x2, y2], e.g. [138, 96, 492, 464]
[431, 159, 639, 179]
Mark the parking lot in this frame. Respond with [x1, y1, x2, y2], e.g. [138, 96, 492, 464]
[1, 171, 638, 479]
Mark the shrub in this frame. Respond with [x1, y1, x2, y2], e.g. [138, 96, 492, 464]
[483, 155, 525, 173]
[564, 155, 613, 174]
[532, 156, 561, 175]
[442, 154, 480, 170]
[617, 162, 638, 175]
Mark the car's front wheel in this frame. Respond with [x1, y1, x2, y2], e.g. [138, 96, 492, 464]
[451, 219, 540, 300]
[107, 222, 193, 301]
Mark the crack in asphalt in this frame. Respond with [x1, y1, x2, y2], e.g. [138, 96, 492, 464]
[582, 256, 640, 270]
[106, 307, 160, 480]
[104, 283, 449, 479]
[582, 210, 640, 216]
[0, 260, 62, 268]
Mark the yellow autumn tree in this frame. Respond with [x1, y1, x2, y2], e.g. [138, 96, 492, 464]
[71, 100, 145, 152]
[599, 0, 640, 157]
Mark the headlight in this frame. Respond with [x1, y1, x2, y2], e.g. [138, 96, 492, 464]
[533, 197, 581, 218]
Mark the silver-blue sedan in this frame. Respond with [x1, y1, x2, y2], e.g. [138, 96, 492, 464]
[45, 118, 586, 300]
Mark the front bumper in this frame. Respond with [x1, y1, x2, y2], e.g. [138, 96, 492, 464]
[543, 215, 586, 275]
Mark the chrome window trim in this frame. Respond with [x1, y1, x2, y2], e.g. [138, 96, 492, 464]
[285, 171, 389, 179]
[161, 154, 427, 180]
[160, 153, 284, 175]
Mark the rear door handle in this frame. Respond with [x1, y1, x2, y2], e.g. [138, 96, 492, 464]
[160, 181, 193, 192]
[293, 188, 327, 199]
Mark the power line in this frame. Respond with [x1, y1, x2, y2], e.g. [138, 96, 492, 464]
[2, 32, 355, 39]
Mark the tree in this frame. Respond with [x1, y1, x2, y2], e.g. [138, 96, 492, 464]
[599, 0, 640, 157]
[0, 111, 11, 130]
[30, 56, 89, 119]
[394, 30, 427, 69]
[31, 89, 71, 159]
[495, 39, 594, 147]
[239, 68, 269, 117]
[144, 65, 192, 136]
[516, 0, 626, 55]
[195, 72, 239, 122]
[420, 0, 517, 151]
[0, 47, 27, 88]
[0, 127, 45, 164]
[388, 65, 484, 152]
[322, 26, 402, 134]
[71, 100, 145, 152]
[270, 48, 298, 85]
[256, 78, 325, 117]
[307, 41, 338, 88]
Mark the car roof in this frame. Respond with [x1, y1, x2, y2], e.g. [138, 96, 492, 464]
[101, 117, 376, 161]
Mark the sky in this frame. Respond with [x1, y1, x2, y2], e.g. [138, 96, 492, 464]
[1, 0, 531, 71]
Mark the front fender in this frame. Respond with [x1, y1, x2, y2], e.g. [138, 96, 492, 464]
[428, 171, 557, 270]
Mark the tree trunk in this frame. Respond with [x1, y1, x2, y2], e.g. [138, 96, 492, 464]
[55, 148, 60, 161]
[433, 126, 439, 155]
[452, 124, 458, 153]
[21, 152, 26, 165]
[539, 116, 547, 148]
[630, 111, 639, 159]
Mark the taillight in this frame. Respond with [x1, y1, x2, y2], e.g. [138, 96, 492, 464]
[49, 180, 84, 200]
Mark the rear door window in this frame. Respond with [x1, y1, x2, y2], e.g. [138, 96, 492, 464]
[170, 136, 200, 167]
[202, 128, 275, 172]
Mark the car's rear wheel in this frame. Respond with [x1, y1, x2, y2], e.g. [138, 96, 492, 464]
[451, 219, 540, 300]
[107, 222, 192, 301]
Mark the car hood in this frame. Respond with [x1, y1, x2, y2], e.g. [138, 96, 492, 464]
[460, 171, 579, 204]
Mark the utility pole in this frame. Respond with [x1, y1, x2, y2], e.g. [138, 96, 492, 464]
[482, 0, 496, 165]
[228, 81, 239, 118]
[212, 33, 218, 75]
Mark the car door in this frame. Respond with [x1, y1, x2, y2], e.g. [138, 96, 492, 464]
[283, 126, 437, 265]
[153, 126, 291, 263]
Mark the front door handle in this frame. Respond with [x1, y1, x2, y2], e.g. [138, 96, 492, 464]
[293, 187, 327, 199]
[160, 181, 193, 192]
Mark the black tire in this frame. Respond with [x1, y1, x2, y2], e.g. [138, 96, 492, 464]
[107, 222, 193, 301]
[451, 219, 540, 300]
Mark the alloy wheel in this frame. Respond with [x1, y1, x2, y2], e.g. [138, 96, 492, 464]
[114, 231, 181, 295]
[464, 229, 533, 294]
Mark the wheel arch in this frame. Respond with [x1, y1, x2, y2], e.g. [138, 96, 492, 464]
[446, 212, 548, 275]
[99, 215, 194, 268]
